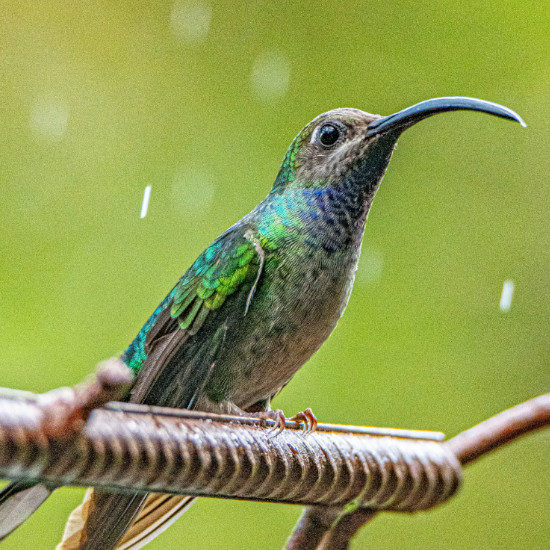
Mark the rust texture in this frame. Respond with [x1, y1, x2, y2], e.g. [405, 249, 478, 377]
[447, 393, 550, 465]
[286, 392, 550, 550]
[1, 362, 547, 550]
[0, 393, 461, 511]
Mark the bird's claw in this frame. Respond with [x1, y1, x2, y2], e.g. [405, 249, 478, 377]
[251, 407, 317, 437]
[253, 409, 287, 437]
[290, 408, 318, 434]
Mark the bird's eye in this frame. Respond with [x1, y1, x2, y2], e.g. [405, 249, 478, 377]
[317, 123, 341, 147]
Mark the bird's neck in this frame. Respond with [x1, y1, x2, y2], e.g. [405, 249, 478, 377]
[256, 181, 378, 253]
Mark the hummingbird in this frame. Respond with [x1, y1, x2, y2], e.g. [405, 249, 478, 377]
[0, 97, 523, 549]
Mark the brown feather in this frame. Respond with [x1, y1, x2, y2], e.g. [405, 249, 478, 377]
[57, 490, 194, 550]
[116, 494, 195, 550]
[56, 488, 94, 549]
[131, 329, 190, 404]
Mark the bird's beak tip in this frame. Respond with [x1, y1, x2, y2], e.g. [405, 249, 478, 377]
[366, 96, 526, 138]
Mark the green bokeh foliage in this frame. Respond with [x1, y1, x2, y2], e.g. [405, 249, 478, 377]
[0, 1, 548, 548]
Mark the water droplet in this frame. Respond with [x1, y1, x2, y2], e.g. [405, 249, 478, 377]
[250, 51, 290, 101]
[357, 248, 384, 285]
[499, 280, 514, 312]
[29, 98, 69, 141]
[172, 167, 215, 216]
[170, 1, 211, 44]
[140, 185, 152, 219]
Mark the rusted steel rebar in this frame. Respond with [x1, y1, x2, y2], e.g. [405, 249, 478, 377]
[286, 393, 550, 550]
[0, 372, 461, 512]
[447, 393, 550, 465]
[1, 363, 548, 550]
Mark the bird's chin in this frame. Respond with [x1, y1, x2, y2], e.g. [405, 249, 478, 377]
[356, 132, 399, 186]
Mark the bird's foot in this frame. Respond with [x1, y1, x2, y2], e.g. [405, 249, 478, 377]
[252, 409, 287, 437]
[289, 408, 318, 434]
[251, 408, 318, 436]
[245, 407, 317, 437]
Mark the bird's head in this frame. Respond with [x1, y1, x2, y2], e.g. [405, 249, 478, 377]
[272, 97, 525, 197]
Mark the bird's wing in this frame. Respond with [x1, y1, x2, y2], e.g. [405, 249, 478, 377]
[57, 492, 195, 550]
[130, 225, 265, 407]
[58, 226, 266, 550]
[0, 481, 53, 541]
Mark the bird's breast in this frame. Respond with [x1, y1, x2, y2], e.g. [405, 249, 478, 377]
[218, 243, 359, 408]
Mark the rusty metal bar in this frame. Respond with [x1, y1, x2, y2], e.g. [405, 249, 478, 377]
[1, 360, 548, 550]
[286, 393, 550, 550]
[446, 393, 550, 465]
[0, 376, 461, 512]
[103, 401, 446, 441]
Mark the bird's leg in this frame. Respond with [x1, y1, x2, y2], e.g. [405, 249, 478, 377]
[245, 398, 287, 436]
[255, 409, 287, 437]
[198, 396, 316, 436]
[195, 396, 287, 435]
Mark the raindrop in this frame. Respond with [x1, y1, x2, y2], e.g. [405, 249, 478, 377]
[140, 185, 152, 219]
[499, 280, 514, 312]
[29, 98, 69, 141]
[170, 0, 211, 44]
[171, 167, 215, 217]
[250, 51, 290, 101]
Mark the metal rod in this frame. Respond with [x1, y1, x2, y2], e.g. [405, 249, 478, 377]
[0, 393, 461, 511]
[103, 401, 445, 441]
[0, 388, 444, 441]
[1, 360, 547, 550]
[286, 392, 550, 550]
[447, 393, 550, 465]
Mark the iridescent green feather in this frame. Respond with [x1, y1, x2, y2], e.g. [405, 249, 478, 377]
[169, 233, 263, 334]
[123, 229, 274, 372]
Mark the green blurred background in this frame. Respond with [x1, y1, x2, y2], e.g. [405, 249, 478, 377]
[1, 1, 548, 548]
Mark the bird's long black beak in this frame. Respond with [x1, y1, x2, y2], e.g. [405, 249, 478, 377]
[366, 96, 526, 138]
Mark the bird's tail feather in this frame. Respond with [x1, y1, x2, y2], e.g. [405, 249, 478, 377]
[57, 489, 195, 550]
[0, 481, 53, 541]
[117, 494, 196, 550]
[56, 487, 94, 550]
